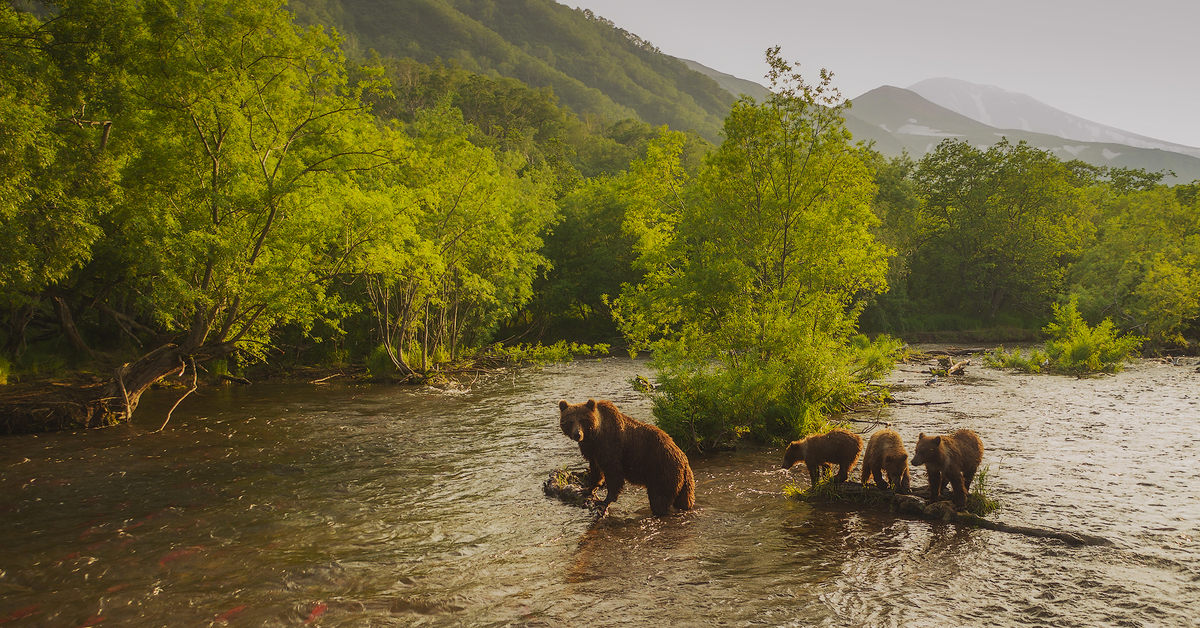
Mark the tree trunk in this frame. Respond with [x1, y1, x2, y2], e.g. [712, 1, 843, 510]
[4, 301, 36, 357]
[54, 296, 95, 359]
[0, 338, 235, 435]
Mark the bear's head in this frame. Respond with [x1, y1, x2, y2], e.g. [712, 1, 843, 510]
[781, 438, 809, 469]
[559, 399, 600, 443]
[910, 433, 941, 467]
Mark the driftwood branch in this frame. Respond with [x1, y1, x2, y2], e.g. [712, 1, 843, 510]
[805, 482, 1112, 547]
[843, 416, 893, 426]
[309, 373, 342, 385]
[158, 357, 198, 432]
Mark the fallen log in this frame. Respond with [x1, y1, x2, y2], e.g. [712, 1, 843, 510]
[799, 481, 1112, 547]
[924, 348, 986, 357]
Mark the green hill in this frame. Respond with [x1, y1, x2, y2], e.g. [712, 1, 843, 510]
[292, 0, 735, 142]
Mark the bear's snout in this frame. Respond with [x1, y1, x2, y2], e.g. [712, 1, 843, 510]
[570, 428, 584, 442]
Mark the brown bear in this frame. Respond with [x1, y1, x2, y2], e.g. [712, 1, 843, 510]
[861, 428, 911, 493]
[910, 429, 983, 509]
[781, 428, 863, 488]
[558, 399, 695, 517]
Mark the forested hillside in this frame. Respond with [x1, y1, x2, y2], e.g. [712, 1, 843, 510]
[290, 0, 734, 141]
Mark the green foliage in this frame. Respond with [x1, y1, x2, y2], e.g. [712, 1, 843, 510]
[365, 344, 398, 380]
[986, 297, 1143, 375]
[0, 0, 567, 407]
[966, 465, 1001, 517]
[0, 356, 9, 385]
[0, 4, 117, 307]
[1069, 187, 1200, 351]
[903, 139, 1094, 321]
[291, 0, 733, 142]
[782, 473, 842, 501]
[613, 49, 899, 451]
[983, 346, 1050, 373]
[359, 105, 556, 375]
[480, 341, 609, 366]
[1043, 298, 1144, 375]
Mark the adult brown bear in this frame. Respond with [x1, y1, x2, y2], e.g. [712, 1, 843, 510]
[861, 428, 911, 493]
[782, 428, 863, 488]
[558, 399, 695, 517]
[910, 429, 983, 509]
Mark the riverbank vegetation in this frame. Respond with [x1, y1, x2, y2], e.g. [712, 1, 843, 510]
[984, 298, 1145, 375]
[1, 1, 1197, 436]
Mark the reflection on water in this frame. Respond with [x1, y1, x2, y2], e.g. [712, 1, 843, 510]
[0, 357, 1198, 625]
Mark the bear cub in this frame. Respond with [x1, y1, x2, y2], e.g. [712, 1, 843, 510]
[558, 399, 695, 517]
[782, 428, 863, 489]
[910, 429, 983, 509]
[861, 428, 911, 493]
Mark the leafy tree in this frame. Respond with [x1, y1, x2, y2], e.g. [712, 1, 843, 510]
[0, 4, 122, 355]
[612, 48, 897, 451]
[360, 107, 555, 375]
[1, 0, 396, 428]
[907, 139, 1094, 321]
[1069, 186, 1200, 350]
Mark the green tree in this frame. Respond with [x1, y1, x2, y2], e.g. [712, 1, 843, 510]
[613, 48, 897, 451]
[0, 4, 122, 355]
[908, 139, 1094, 321]
[360, 107, 555, 376]
[2, 0, 395, 427]
[1070, 186, 1200, 350]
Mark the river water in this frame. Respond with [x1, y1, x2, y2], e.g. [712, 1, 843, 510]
[1, 356, 1198, 626]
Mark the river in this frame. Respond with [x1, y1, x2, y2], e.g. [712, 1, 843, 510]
[1, 356, 1198, 626]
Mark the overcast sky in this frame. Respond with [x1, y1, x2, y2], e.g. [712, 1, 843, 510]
[564, 0, 1200, 148]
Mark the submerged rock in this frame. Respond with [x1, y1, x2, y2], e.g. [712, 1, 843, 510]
[543, 468, 602, 510]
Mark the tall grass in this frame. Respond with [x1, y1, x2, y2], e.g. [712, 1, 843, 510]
[966, 465, 1000, 516]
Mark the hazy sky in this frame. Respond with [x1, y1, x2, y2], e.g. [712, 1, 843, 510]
[564, 0, 1200, 147]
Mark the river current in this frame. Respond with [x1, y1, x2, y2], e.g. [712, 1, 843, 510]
[1, 356, 1198, 626]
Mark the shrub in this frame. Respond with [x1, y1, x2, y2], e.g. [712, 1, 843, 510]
[985, 297, 1143, 375]
[481, 341, 610, 366]
[649, 335, 900, 452]
[966, 465, 1001, 516]
[1044, 297, 1144, 375]
[365, 344, 398, 380]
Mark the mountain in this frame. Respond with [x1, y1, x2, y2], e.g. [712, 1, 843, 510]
[845, 86, 1200, 182]
[678, 58, 771, 101]
[290, 0, 734, 142]
[908, 78, 1200, 160]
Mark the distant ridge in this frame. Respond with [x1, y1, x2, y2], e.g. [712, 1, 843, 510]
[678, 58, 771, 101]
[847, 85, 1200, 182]
[909, 78, 1200, 160]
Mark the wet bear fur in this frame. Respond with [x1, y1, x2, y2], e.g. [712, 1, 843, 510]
[558, 399, 695, 516]
[861, 428, 911, 493]
[782, 428, 863, 488]
[910, 429, 983, 509]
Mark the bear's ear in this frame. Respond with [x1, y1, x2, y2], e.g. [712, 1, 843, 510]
[917, 432, 925, 440]
[586, 399, 596, 411]
[931, 435, 942, 446]
[559, 400, 568, 412]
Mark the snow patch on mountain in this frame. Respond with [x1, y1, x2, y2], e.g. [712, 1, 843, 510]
[909, 78, 1200, 160]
